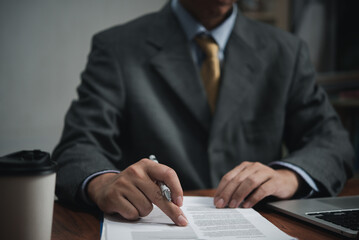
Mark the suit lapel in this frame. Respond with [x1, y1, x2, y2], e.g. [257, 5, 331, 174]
[147, 5, 212, 132]
[210, 20, 263, 140]
[146, 5, 264, 135]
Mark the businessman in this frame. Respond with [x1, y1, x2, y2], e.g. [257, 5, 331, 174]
[53, 0, 354, 226]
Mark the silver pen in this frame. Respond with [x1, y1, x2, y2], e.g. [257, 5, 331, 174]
[149, 155, 172, 202]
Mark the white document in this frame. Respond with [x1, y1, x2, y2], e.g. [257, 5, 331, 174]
[102, 196, 296, 240]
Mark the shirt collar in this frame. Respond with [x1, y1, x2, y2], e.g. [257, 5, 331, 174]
[171, 0, 237, 52]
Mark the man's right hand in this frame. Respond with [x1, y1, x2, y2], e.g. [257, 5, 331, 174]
[87, 158, 188, 226]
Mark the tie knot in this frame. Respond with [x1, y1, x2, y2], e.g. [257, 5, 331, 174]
[195, 36, 219, 59]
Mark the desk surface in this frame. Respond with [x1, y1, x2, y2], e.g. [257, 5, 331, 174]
[52, 178, 359, 240]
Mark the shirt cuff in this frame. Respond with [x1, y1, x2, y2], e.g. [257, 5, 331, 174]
[80, 170, 121, 206]
[269, 161, 319, 198]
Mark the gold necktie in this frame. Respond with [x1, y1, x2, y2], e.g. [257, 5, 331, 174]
[195, 36, 220, 113]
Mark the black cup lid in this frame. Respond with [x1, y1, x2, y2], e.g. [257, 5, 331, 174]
[0, 150, 57, 176]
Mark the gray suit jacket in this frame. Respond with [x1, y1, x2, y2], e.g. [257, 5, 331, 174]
[53, 4, 354, 207]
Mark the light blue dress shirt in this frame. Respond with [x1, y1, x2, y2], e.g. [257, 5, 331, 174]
[171, 0, 237, 66]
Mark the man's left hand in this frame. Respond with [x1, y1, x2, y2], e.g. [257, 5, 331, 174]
[214, 161, 302, 208]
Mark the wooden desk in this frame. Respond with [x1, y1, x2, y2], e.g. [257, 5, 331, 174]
[52, 178, 359, 240]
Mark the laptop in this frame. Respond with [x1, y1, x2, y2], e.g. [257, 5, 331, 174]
[266, 195, 359, 238]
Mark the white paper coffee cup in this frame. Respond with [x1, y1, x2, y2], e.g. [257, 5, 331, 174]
[0, 150, 57, 240]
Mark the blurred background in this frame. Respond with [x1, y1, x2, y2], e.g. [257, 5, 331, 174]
[0, 0, 358, 174]
[0, 0, 168, 155]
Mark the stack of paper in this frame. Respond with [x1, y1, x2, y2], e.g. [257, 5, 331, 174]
[101, 196, 296, 240]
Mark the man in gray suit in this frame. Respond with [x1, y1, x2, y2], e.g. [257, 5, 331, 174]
[53, 0, 354, 226]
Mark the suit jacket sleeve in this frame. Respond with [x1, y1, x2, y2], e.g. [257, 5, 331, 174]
[52, 32, 125, 207]
[283, 41, 354, 196]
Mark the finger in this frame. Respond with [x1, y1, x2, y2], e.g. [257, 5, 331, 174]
[101, 178, 148, 219]
[215, 163, 259, 208]
[137, 176, 188, 226]
[214, 162, 252, 206]
[215, 162, 250, 197]
[141, 159, 184, 207]
[241, 179, 276, 208]
[229, 168, 272, 208]
[121, 184, 154, 217]
[113, 197, 141, 220]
